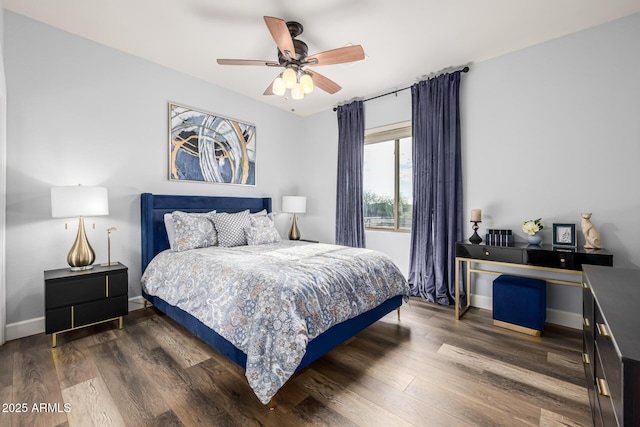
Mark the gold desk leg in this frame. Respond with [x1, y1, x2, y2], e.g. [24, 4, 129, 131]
[52, 333, 57, 348]
[466, 260, 472, 313]
[455, 258, 460, 319]
[455, 258, 473, 320]
[119, 316, 124, 329]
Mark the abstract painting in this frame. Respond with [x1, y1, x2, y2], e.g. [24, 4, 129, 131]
[169, 103, 256, 185]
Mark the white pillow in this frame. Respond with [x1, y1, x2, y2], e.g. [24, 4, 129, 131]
[164, 213, 176, 250]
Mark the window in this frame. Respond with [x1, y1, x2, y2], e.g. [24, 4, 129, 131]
[363, 123, 412, 231]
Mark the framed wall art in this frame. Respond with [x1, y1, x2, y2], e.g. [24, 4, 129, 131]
[169, 103, 256, 185]
[552, 223, 576, 247]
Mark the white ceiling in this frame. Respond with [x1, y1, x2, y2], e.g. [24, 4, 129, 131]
[6, 0, 640, 116]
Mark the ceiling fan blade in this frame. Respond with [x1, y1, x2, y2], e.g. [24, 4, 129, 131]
[307, 70, 342, 94]
[305, 45, 365, 67]
[263, 80, 275, 96]
[264, 16, 295, 60]
[217, 59, 280, 66]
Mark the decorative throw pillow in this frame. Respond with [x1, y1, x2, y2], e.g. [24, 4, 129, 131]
[211, 210, 251, 247]
[245, 225, 282, 245]
[171, 211, 217, 251]
[251, 209, 268, 217]
[249, 213, 276, 228]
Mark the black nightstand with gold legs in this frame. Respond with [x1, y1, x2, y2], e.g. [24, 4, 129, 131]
[44, 262, 128, 347]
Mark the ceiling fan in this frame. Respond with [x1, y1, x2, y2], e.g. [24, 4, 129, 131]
[217, 16, 365, 99]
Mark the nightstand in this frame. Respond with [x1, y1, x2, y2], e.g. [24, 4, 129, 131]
[44, 262, 128, 347]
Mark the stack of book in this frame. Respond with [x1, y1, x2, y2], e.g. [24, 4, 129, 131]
[485, 229, 514, 246]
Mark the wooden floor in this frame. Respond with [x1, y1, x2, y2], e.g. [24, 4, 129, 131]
[0, 298, 592, 427]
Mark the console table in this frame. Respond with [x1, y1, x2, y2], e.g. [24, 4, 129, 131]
[454, 241, 613, 320]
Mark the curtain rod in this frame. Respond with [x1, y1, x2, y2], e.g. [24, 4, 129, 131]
[333, 65, 469, 111]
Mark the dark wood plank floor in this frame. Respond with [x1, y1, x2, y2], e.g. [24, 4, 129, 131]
[0, 298, 591, 426]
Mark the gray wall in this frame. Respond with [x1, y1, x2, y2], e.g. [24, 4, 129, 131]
[4, 11, 303, 326]
[298, 12, 640, 327]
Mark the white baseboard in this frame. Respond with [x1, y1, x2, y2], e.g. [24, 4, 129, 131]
[5, 295, 149, 342]
[6, 316, 45, 341]
[470, 294, 581, 330]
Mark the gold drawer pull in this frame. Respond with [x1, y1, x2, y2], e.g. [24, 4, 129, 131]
[596, 377, 611, 398]
[583, 318, 590, 328]
[485, 251, 490, 256]
[582, 353, 590, 365]
[559, 258, 566, 263]
[582, 282, 589, 289]
[596, 323, 611, 338]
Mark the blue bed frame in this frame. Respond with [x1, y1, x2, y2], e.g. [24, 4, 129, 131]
[140, 193, 403, 398]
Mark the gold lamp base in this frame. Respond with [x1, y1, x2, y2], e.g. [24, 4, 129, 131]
[289, 214, 301, 240]
[67, 217, 96, 271]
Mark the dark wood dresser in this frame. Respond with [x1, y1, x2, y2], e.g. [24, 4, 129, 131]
[582, 265, 640, 426]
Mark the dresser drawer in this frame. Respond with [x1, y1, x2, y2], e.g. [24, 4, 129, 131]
[595, 349, 619, 426]
[595, 308, 623, 424]
[456, 245, 523, 264]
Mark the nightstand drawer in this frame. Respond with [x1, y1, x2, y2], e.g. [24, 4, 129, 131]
[45, 306, 72, 333]
[46, 271, 127, 309]
[45, 295, 128, 333]
[75, 295, 128, 327]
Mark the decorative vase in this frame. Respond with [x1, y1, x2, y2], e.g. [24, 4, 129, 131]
[527, 234, 542, 245]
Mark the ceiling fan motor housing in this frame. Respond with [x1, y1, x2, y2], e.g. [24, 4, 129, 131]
[278, 39, 308, 64]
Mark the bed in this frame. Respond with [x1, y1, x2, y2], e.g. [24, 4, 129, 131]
[140, 193, 410, 405]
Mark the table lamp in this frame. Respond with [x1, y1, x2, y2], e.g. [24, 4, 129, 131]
[51, 186, 109, 270]
[282, 196, 306, 240]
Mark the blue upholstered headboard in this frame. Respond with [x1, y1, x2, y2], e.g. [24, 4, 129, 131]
[140, 193, 272, 272]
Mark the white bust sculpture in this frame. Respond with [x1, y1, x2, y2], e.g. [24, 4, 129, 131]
[581, 213, 601, 249]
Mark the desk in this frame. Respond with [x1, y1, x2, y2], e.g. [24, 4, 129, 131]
[454, 241, 612, 320]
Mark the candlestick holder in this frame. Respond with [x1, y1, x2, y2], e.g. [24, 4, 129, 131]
[469, 221, 482, 244]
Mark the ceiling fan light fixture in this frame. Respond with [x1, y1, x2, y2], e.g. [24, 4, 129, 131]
[291, 83, 304, 100]
[282, 68, 297, 89]
[300, 73, 314, 94]
[272, 76, 286, 96]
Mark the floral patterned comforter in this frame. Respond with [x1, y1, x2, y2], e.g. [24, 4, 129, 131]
[141, 241, 410, 404]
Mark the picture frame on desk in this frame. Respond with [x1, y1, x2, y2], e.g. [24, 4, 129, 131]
[552, 223, 576, 247]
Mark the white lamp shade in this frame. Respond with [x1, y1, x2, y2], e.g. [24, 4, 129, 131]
[300, 73, 314, 94]
[291, 83, 304, 100]
[282, 68, 297, 89]
[51, 186, 109, 218]
[272, 77, 286, 96]
[282, 196, 306, 214]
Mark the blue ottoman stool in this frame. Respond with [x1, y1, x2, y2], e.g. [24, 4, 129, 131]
[493, 275, 546, 336]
